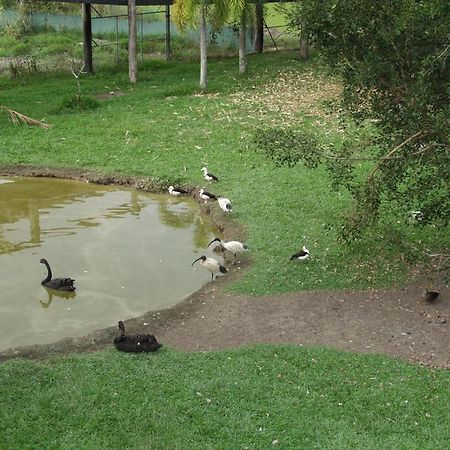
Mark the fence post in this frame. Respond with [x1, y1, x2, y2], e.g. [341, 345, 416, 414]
[165, 5, 171, 61]
[128, 0, 137, 82]
[82, 3, 93, 73]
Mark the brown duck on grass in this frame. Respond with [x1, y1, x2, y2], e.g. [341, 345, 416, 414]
[39, 258, 76, 291]
[423, 289, 440, 303]
[113, 321, 162, 353]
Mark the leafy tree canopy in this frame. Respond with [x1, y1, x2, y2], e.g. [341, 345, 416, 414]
[262, 0, 450, 240]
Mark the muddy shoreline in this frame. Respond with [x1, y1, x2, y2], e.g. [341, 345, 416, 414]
[1, 165, 448, 369]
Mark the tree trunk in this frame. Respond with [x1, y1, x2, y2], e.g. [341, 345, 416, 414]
[299, 20, 309, 60]
[254, 2, 264, 53]
[82, 3, 93, 74]
[239, 10, 247, 74]
[199, 5, 208, 92]
[128, 0, 137, 83]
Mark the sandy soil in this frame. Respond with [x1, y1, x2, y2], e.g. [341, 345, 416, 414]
[0, 166, 448, 369]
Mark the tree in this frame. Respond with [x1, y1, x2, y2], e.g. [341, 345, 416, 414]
[173, 0, 210, 91]
[173, 0, 249, 90]
[268, 0, 450, 239]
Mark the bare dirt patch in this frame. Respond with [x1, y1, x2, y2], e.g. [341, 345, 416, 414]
[0, 166, 448, 369]
[94, 91, 126, 100]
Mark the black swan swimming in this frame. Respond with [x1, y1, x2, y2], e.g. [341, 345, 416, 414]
[39, 258, 76, 291]
[113, 321, 162, 353]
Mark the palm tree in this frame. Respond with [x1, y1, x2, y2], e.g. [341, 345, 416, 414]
[173, 0, 249, 90]
[173, 0, 215, 92]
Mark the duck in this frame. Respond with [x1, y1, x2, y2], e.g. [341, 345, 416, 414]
[168, 186, 188, 196]
[208, 237, 248, 264]
[423, 289, 440, 303]
[192, 255, 227, 281]
[201, 167, 219, 182]
[113, 321, 162, 353]
[199, 188, 217, 202]
[217, 197, 232, 212]
[39, 258, 76, 291]
[290, 245, 310, 261]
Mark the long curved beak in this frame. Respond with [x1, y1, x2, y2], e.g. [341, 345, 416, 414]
[191, 257, 202, 266]
[207, 238, 220, 248]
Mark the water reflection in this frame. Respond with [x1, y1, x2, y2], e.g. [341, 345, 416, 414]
[0, 177, 221, 350]
[39, 289, 77, 309]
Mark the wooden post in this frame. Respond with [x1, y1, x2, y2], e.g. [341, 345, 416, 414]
[165, 5, 171, 61]
[128, 0, 137, 83]
[82, 3, 93, 74]
[254, 2, 264, 53]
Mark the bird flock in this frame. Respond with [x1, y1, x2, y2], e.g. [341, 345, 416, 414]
[37, 165, 442, 352]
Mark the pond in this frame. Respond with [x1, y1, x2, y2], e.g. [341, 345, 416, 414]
[0, 176, 220, 351]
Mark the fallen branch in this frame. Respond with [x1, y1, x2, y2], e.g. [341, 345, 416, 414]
[0, 106, 52, 129]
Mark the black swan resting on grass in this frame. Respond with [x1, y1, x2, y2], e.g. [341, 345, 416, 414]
[39, 258, 76, 291]
[113, 321, 162, 353]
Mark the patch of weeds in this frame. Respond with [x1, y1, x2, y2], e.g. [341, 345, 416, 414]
[53, 95, 100, 114]
[255, 127, 323, 168]
[8, 57, 39, 78]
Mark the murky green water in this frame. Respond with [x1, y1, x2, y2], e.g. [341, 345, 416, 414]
[0, 177, 220, 350]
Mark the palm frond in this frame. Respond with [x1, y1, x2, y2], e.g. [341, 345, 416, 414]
[1, 106, 52, 129]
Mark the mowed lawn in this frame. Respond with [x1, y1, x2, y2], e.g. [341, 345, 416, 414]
[1, 345, 450, 449]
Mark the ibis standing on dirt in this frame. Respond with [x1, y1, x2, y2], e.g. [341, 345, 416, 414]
[217, 197, 232, 212]
[191, 255, 227, 281]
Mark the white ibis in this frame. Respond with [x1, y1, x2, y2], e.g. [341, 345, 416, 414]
[290, 245, 310, 261]
[217, 197, 232, 212]
[201, 167, 219, 182]
[199, 188, 217, 202]
[168, 186, 188, 196]
[208, 238, 248, 264]
[423, 289, 440, 302]
[191, 255, 227, 281]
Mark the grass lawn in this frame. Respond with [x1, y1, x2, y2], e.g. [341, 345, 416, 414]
[1, 345, 449, 449]
[1, 33, 449, 449]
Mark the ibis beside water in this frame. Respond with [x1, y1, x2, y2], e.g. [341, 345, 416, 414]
[168, 186, 188, 196]
[199, 188, 217, 202]
[208, 238, 248, 264]
[218, 197, 232, 212]
[192, 255, 227, 281]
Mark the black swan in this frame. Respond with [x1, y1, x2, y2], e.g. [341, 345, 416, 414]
[39, 258, 76, 291]
[113, 321, 162, 353]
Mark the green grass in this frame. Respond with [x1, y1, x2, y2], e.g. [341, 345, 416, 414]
[1, 345, 449, 449]
[1, 48, 448, 295]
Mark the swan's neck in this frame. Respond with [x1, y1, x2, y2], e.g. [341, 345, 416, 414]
[42, 260, 52, 284]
